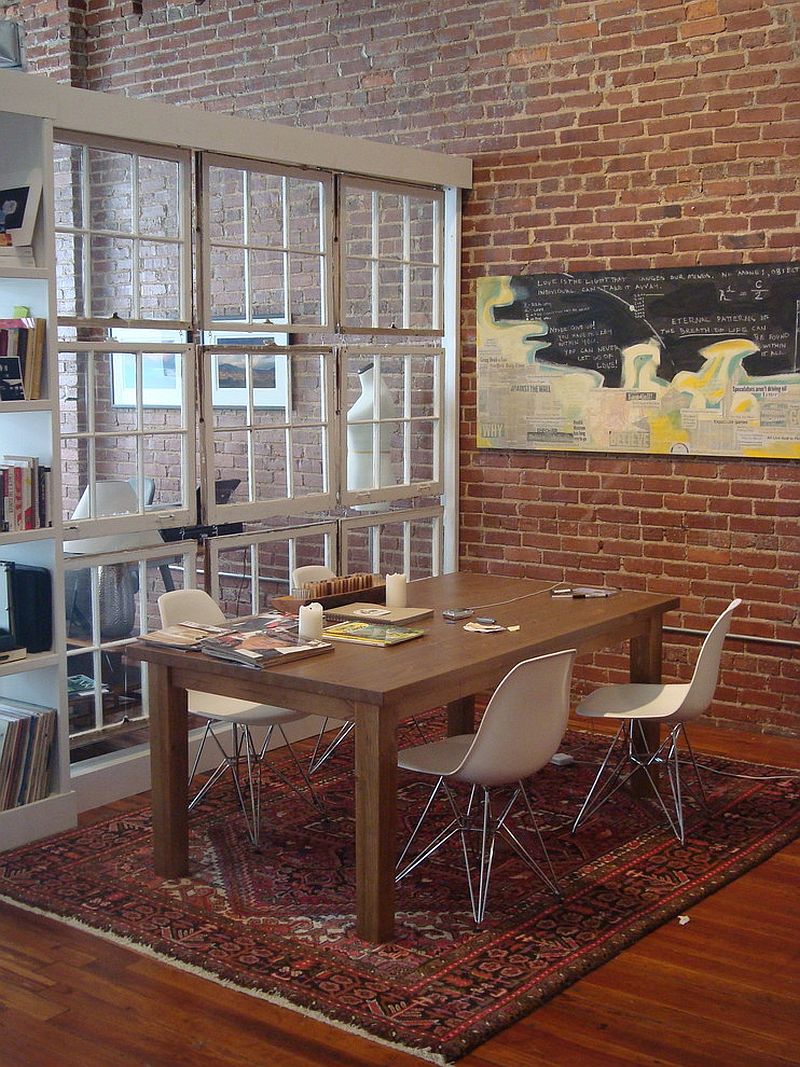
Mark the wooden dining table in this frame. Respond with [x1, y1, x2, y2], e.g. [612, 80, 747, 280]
[126, 572, 680, 943]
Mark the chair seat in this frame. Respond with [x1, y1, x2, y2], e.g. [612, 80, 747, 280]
[187, 690, 308, 726]
[398, 733, 474, 777]
[576, 682, 691, 722]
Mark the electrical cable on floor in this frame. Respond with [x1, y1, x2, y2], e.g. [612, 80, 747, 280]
[679, 759, 800, 781]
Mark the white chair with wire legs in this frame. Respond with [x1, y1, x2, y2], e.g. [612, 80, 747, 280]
[396, 649, 577, 925]
[158, 589, 322, 846]
[572, 598, 741, 845]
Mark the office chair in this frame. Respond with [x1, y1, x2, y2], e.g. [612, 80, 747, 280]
[572, 598, 742, 844]
[396, 649, 577, 924]
[158, 588, 321, 845]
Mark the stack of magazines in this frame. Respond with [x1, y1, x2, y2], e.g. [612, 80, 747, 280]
[143, 612, 334, 668]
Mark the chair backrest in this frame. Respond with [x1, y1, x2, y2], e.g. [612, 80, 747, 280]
[158, 588, 226, 628]
[292, 565, 336, 589]
[452, 649, 577, 788]
[679, 598, 742, 719]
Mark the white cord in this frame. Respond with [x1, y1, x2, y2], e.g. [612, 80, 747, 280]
[682, 760, 800, 781]
[465, 582, 562, 611]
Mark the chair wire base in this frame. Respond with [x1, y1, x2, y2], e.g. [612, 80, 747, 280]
[397, 778, 561, 924]
[309, 714, 431, 775]
[571, 720, 709, 845]
[190, 721, 322, 847]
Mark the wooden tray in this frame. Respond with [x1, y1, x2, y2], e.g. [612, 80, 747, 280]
[271, 579, 386, 615]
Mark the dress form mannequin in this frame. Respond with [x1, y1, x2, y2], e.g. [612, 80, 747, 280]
[347, 364, 396, 492]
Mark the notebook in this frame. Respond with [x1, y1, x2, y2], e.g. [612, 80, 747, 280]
[323, 602, 434, 625]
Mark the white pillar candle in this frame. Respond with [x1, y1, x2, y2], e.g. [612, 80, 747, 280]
[385, 573, 407, 609]
[298, 602, 324, 640]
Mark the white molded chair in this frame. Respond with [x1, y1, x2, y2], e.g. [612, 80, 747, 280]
[396, 648, 577, 925]
[158, 589, 321, 845]
[572, 598, 742, 844]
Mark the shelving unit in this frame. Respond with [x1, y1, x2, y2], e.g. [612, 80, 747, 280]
[0, 107, 76, 849]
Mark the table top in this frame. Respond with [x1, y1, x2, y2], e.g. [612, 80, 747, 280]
[127, 574, 680, 716]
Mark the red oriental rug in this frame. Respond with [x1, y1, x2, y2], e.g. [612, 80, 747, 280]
[1, 726, 798, 1064]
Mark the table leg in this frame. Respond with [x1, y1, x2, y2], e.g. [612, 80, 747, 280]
[447, 696, 475, 736]
[629, 615, 663, 797]
[354, 701, 397, 942]
[149, 662, 189, 878]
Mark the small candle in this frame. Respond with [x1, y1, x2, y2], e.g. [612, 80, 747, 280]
[298, 602, 324, 640]
[385, 573, 407, 609]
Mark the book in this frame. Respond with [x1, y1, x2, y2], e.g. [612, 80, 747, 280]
[321, 620, 426, 647]
[0, 355, 25, 400]
[199, 612, 334, 668]
[550, 586, 619, 599]
[323, 602, 434, 625]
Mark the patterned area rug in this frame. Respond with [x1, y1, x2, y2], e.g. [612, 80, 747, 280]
[1, 725, 798, 1064]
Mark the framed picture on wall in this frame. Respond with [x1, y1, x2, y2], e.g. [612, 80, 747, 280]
[0, 169, 42, 247]
[205, 324, 289, 409]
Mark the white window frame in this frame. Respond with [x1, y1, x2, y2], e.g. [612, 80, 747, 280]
[53, 132, 192, 329]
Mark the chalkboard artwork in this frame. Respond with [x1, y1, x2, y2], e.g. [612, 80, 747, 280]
[476, 264, 800, 459]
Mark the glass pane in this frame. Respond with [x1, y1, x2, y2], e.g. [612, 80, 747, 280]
[139, 240, 182, 320]
[377, 262, 403, 329]
[217, 544, 255, 616]
[343, 526, 372, 575]
[288, 425, 326, 496]
[252, 427, 288, 500]
[288, 252, 324, 323]
[410, 354, 437, 418]
[53, 142, 84, 229]
[343, 188, 372, 256]
[409, 196, 436, 261]
[138, 351, 186, 424]
[88, 148, 133, 233]
[409, 519, 436, 579]
[101, 645, 140, 729]
[291, 532, 331, 574]
[138, 156, 180, 238]
[90, 234, 135, 318]
[286, 352, 324, 425]
[213, 430, 251, 500]
[409, 265, 436, 330]
[210, 245, 246, 320]
[249, 247, 286, 322]
[143, 433, 186, 509]
[287, 177, 322, 251]
[342, 257, 372, 324]
[66, 641, 100, 735]
[91, 436, 139, 496]
[410, 419, 436, 482]
[377, 193, 403, 260]
[208, 166, 245, 243]
[257, 539, 291, 608]
[248, 170, 284, 248]
[376, 522, 406, 576]
[55, 232, 85, 317]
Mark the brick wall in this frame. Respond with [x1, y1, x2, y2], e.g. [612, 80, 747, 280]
[14, 0, 800, 734]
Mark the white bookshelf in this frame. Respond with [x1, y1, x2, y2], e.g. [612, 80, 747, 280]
[0, 107, 77, 848]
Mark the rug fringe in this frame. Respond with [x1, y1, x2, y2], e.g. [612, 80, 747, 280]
[0, 893, 449, 1066]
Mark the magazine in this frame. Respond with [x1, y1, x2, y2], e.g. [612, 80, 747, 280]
[141, 621, 231, 649]
[321, 620, 425, 647]
[199, 612, 333, 668]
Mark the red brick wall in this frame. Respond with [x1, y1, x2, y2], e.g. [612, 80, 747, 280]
[15, 0, 800, 735]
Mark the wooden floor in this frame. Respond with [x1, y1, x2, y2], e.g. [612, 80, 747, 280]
[1, 723, 798, 1066]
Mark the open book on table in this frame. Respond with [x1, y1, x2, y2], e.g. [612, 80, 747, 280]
[141, 621, 231, 649]
[322, 620, 425, 647]
[198, 612, 333, 668]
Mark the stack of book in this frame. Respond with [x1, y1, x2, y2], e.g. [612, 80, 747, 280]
[0, 698, 56, 810]
[143, 612, 335, 668]
[0, 317, 46, 400]
[321, 620, 425, 647]
[0, 453, 52, 531]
